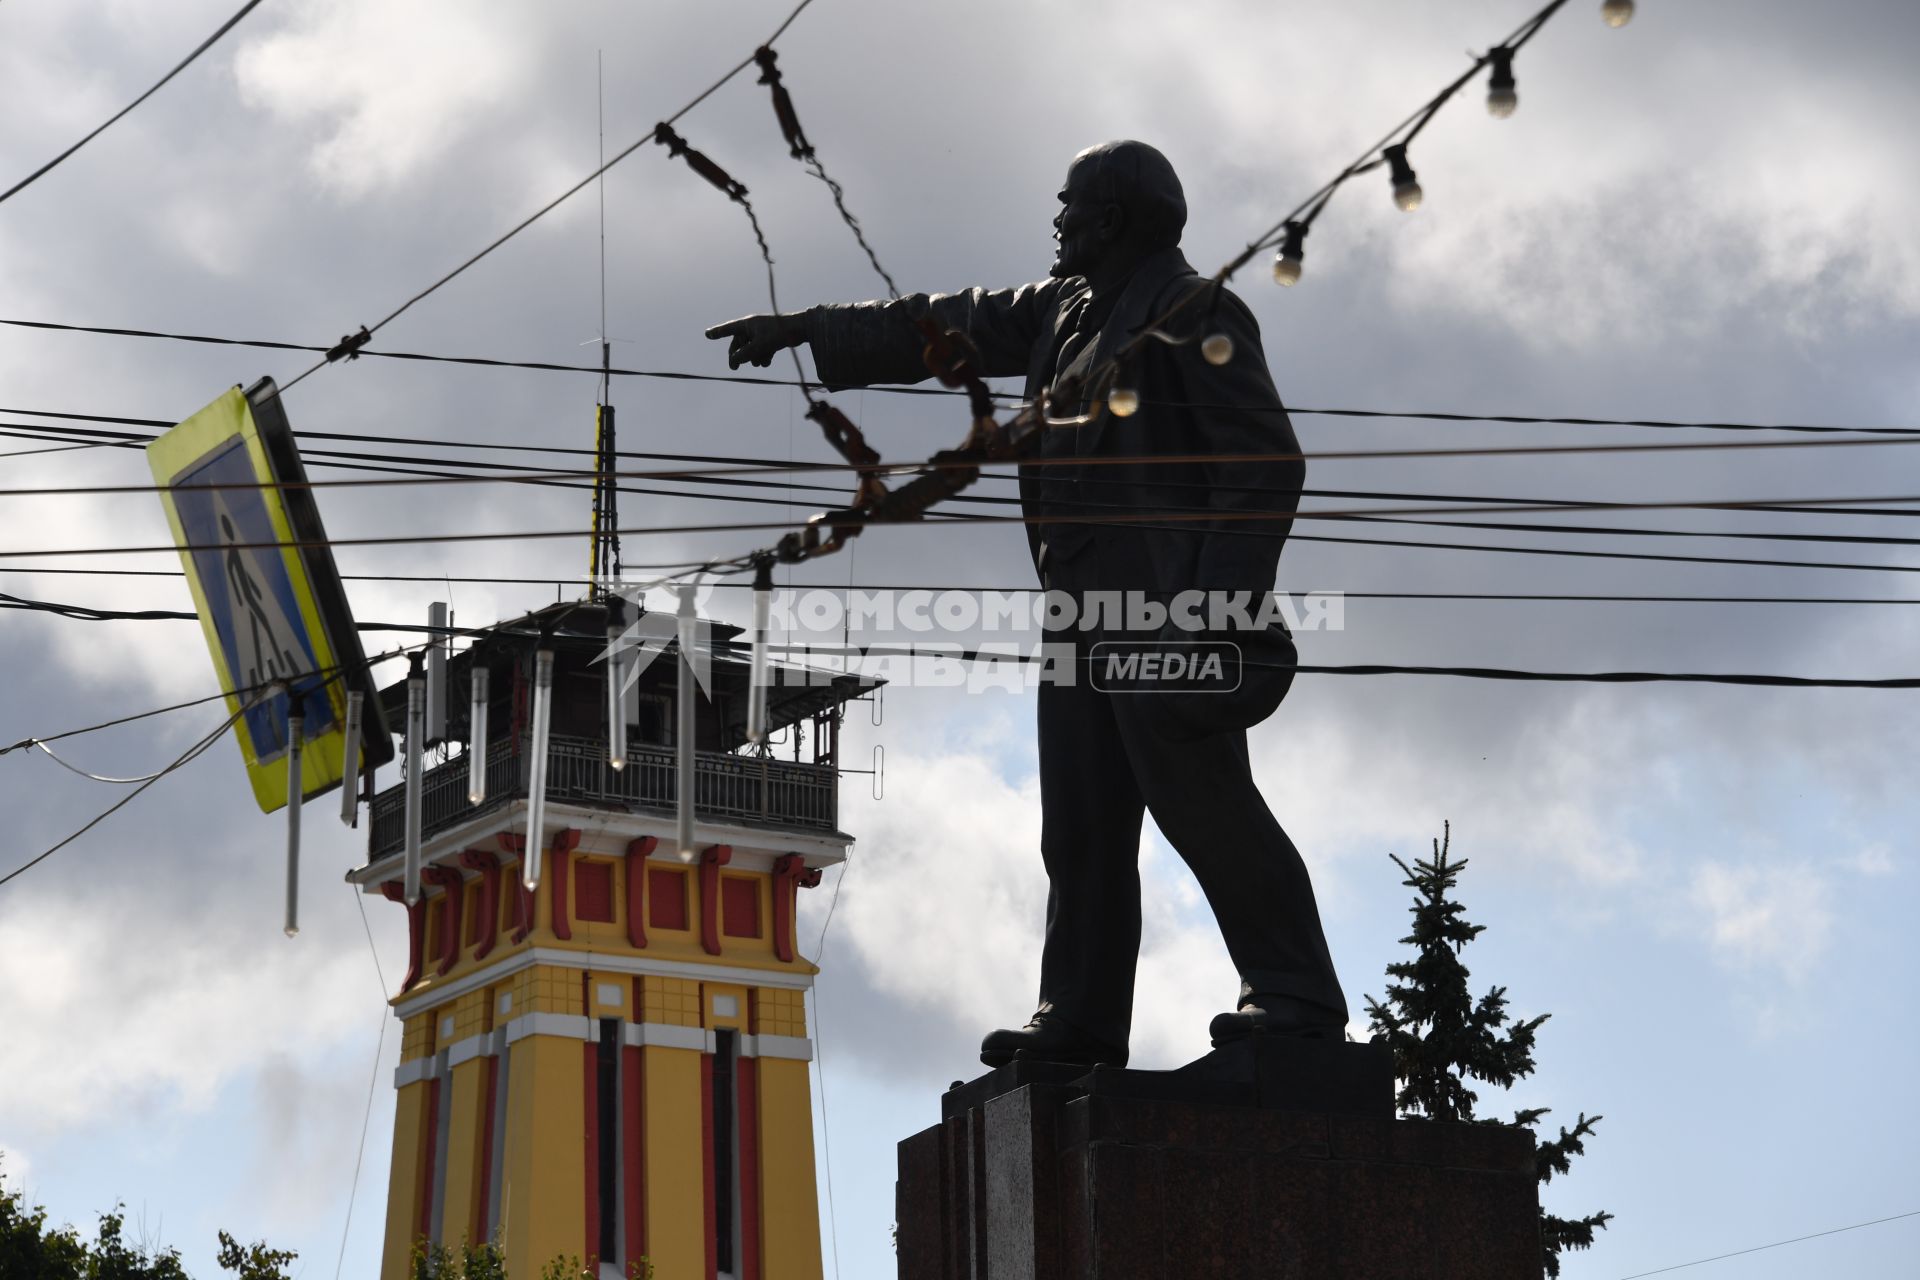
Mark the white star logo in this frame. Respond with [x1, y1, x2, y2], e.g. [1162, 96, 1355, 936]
[594, 578, 719, 701]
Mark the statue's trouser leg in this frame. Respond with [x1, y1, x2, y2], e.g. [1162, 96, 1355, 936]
[1107, 695, 1349, 1027]
[1035, 657, 1147, 1052]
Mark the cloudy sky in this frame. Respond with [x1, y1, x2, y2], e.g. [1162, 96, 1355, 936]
[2, 1, 1917, 1277]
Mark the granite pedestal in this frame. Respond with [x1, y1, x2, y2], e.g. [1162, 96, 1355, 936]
[895, 1038, 1542, 1280]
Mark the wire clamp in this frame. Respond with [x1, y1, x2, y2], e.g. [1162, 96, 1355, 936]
[326, 326, 372, 363]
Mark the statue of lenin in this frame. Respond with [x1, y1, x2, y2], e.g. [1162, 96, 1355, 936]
[708, 140, 1347, 1068]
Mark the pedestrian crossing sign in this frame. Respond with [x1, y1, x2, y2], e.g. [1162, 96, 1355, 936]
[146, 380, 391, 812]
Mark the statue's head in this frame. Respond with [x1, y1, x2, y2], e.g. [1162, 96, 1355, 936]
[1050, 140, 1186, 281]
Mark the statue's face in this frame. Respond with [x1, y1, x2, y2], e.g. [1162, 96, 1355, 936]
[1050, 158, 1119, 279]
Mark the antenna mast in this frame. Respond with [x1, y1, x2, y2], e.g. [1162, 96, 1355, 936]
[589, 50, 621, 596]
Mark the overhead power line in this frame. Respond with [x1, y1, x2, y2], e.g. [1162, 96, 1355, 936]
[1612, 1208, 1920, 1279]
[7, 322, 1920, 439]
[11, 417, 1920, 574]
[765, 643, 1920, 691]
[9, 575, 1920, 613]
[0, 0, 268, 207]
[277, 0, 820, 391]
[12, 567, 1920, 608]
[6, 506, 1920, 577]
[15, 422, 1920, 565]
[9, 421, 1920, 495]
[0, 701, 249, 888]
[18, 738, 169, 785]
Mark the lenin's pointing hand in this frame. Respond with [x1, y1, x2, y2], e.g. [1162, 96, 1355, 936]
[704, 312, 808, 370]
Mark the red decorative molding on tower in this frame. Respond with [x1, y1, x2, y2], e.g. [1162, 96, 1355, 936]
[379, 880, 427, 991]
[625, 836, 658, 948]
[421, 865, 465, 978]
[494, 833, 538, 944]
[770, 854, 822, 963]
[698, 844, 733, 956]
[548, 828, 583, 941]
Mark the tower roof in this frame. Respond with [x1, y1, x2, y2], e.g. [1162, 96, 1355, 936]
[377, 595, 879, 748]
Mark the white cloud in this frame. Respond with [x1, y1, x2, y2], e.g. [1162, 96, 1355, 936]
[0, 886, 373, 1136]
[1685, 861, 1834, 978]
[1842, 843, 1896, 877]
[233, 1, 535, 195]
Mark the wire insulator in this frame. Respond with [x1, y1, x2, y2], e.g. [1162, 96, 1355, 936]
[804, 399, 890, 508]
[653, 123, 749, 204]
[753, 46, 814, 161]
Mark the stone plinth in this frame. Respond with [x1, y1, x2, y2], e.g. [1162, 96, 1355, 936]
[896, 1039, 1542, 1280]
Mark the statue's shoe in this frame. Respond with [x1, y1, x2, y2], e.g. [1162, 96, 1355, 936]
[979, 1013, 1128, 1069]
[1208, 1002, 1346, 1049]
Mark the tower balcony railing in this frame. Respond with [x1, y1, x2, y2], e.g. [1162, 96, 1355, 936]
[366, 732, 839, 859]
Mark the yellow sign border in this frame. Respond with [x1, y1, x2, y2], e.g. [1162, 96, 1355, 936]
[145, 387, 350, 812]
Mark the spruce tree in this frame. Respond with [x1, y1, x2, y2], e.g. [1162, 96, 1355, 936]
[1364, 823, 1613, 1277]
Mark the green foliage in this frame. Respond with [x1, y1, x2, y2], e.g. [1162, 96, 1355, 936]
[213, 1232, 296, 1280]
[409, 1237, 508, 1280]
[1, 1164, 645, 1280]
[0, 1157, 212, 1280]
[1364, 824, 1613, 1278]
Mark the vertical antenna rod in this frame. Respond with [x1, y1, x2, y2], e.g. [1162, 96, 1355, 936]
[588, 51, 622, 595]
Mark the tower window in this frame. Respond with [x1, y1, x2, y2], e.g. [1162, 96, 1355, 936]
[648, 868, 689, 931]
[576, 861, 615, 923]
[596, 1019, 618, 1264]
[721, 878, 761, 939]
[711, 1029, 737, 1276]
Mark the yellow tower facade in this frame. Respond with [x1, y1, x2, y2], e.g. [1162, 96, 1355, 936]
[352, 602, 870, 1280]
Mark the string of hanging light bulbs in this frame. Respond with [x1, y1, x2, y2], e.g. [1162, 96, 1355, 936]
[1261, 0, 1633, 297]
[577, 0, 1652, 696]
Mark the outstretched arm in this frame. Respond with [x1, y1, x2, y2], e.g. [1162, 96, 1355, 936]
[706, 280, 1068, 388]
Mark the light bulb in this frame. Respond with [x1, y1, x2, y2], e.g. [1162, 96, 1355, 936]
[1272, 220, 1307, 286]
[1487, 47, 1518, 118]
[1201, 333, 1234, 365]
[1601, 0, 1633, 27]
[1108, 386, 1140, 417]
[1384, 144, 1422, 212]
